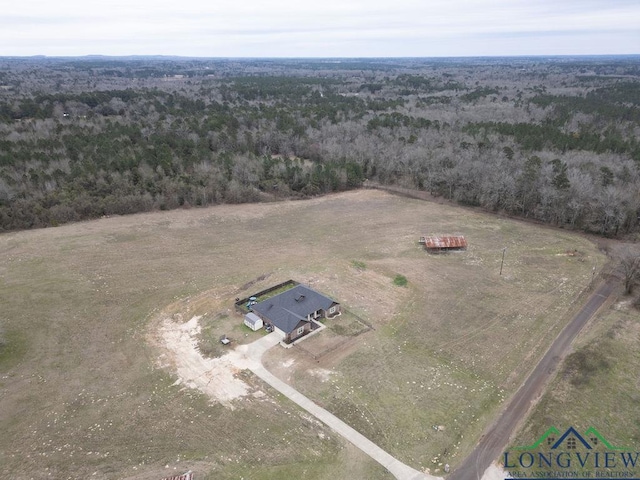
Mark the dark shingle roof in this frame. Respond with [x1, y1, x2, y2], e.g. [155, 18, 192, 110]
[252, 285, 336, 334]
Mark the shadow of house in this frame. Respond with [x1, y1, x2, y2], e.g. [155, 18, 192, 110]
[251, 285, 340, 343]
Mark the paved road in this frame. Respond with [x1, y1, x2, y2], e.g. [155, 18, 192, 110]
[237, 334, 439, 480]
[448, 276, 618, 480]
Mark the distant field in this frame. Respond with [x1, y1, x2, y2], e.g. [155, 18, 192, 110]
[0, 189, 605, 479]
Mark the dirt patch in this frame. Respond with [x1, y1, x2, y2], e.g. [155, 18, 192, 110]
[236, 272, 273, 294]
[482, 463, 512, 480]
[613, 299, 633, 311]
[309, 368, 335, 382]
[157, 315, 253, 409]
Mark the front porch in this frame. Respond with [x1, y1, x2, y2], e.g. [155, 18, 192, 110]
[279, 319, 327, 349]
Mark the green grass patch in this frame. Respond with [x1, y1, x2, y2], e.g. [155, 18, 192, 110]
[351, 260, 367, 270]
[197, 312, 268, 357]
[256, 283, 297, 302]
[562, 342, 611, 387]
[393, 274, 408, 286]
[0, 329, 27, 370]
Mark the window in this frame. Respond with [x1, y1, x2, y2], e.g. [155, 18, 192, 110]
[297, 327, 305, 335]
[567, 438, 577, 450]
[329, 306, 336, 314]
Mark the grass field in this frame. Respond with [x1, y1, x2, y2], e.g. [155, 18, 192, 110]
[511, 289, 640, 456]
[0, 189, 607, 479]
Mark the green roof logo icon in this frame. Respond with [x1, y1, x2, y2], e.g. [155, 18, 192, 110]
[514, 426, 628, 451]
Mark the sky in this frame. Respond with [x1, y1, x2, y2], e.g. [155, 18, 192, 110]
[2, 0, 639, 57]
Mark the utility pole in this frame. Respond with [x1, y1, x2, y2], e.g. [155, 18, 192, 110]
[500, 247, 507, 276]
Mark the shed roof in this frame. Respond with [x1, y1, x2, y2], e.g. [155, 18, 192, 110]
[252, 285, 337, 334]
[424, 235, 467, 249]
[244, 312, 263, 325]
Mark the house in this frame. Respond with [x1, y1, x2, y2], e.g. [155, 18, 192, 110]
[251, 285, 340, 343]
[420, 235, 467, 253]
[243, 312, 263, 331]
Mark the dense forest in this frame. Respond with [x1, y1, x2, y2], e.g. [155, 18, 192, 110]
[0, 56, 639, 235]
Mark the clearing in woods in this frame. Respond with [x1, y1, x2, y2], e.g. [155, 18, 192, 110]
[0, 189, 604, 479]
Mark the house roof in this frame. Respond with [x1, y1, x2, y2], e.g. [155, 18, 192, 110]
[424, 235, 467, 249]
[252, 285, 337, 334]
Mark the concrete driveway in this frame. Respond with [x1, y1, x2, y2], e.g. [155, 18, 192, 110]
[236, 333, 440, 480]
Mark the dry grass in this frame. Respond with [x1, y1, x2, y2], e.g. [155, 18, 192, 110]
[512, 294, 640, 456]
[0, 189, 604, 478]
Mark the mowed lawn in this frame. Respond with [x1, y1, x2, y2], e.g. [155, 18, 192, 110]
[0, 189, 604, 479]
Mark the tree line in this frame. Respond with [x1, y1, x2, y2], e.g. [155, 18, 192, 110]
[0, 56, 638, 235]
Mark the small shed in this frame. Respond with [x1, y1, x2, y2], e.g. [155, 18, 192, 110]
[244, 312, 264, 331]
[420, 235, 468, 252]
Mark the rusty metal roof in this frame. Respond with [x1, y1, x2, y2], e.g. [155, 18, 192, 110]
[162, 472, 194, 480]
[423, 235, 467, 249]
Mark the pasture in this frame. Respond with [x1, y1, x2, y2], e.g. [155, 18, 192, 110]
[0, 189, 604, 478]
[511, 291, 640, 456]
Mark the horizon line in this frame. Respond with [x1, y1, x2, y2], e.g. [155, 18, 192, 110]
[1, 53, 640, 60]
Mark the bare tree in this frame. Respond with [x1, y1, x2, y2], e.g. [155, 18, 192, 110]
[620, 248, 640, 294]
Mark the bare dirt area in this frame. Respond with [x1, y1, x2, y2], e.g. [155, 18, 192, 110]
[482, 463, 512, 480]
[0, 189, 605, 479]
[155, 315, 253, 409]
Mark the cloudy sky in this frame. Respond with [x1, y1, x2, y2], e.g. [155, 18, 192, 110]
[3, 0, 639, 57]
